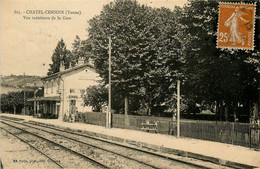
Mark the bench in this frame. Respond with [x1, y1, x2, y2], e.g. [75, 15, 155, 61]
[141, 120, 159, 133]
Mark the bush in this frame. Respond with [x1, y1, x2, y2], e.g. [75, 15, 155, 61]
[75, 112, 88, 123]
[82, 85, 108, 112]
[63, 114, 69, 122]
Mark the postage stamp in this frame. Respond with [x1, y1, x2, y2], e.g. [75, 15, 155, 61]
[217, 2, 256, 50]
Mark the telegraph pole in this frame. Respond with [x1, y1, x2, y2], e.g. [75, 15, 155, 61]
[107, 37, 112, 128]
[177, 79, 180, 138]
[23, 73, 26, 115]
[24, 88, 26, 115]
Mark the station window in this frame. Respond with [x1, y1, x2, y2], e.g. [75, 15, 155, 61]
[56, 79, 60, 94]
[70, 89, 75, 94]
[46, 82, 48, 94]
[51, 80, 54, 93]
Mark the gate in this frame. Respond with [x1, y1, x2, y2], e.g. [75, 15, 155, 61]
[250, 123, 260, 149]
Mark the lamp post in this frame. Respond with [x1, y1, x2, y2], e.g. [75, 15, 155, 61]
[23, 85, 31, 115]
[24, 86, 26, 115]
[23, 73, 26, 115]
[34, 87, 42, 117]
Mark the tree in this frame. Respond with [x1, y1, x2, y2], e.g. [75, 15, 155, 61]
[48, 39, 72, 75]
[1, 90, 34, 114]
[178, 0, 260, 121]
[87, 0, 182, 115]
[71, 35, 92, 66]
[1, 94, 12, 113]
[137, 7, 183, 116]
[82, 85, 108, 112]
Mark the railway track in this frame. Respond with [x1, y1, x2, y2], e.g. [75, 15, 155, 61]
[0, 127, 63, 169]
[1, 120, 172, 169]
[0, 121, 108, 169]
[1, 116, 231, 169]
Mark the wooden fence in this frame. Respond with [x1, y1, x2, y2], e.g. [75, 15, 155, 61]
[75, 111, 106, 127]
[76, 112, 260, 149]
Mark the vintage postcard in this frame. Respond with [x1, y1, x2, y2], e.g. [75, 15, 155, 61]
[1, 0, 260, 169]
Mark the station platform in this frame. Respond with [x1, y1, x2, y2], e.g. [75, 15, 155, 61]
[1, 113, 260, 168]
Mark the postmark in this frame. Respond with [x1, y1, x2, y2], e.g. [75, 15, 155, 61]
[217, 2, 256, 50]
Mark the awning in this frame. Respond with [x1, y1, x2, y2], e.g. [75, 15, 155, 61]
[27, 96, 61, 102]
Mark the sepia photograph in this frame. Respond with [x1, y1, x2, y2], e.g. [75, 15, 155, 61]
[1, 0, 260, 168]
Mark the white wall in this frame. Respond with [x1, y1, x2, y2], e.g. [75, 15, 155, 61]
[43, 66, 102, 119]
[44, 78, 60, 97]
[61, 68, 101, 116]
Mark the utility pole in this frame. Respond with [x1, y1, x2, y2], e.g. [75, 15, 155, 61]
[33, 83, 37, 117]
[177, 79, 180, 138]
[34, 87, 42, 117]
[107, 37, 112, 128]
[23, 73, 26, 115]
[24, 88, 26, 115]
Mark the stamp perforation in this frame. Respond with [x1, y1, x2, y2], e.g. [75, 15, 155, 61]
[217, 2, 256, 51]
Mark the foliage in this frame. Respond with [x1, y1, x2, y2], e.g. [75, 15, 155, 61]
[138, 7, 184, 115]
[87, 0, 182, 114]
[74, 112, 88, 123]
[179, 0, 259, 120]
[81, 0, 260, 121]
[0, 90, 34, 114]
[71, 35, 92, 66]
[82, 85, 108, 112]
[48, 39, 72, 75]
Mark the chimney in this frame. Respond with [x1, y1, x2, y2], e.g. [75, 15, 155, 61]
[60, 61, 65, 72]
[78, 57, 85, 65]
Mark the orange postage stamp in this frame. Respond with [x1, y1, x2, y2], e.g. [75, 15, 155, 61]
[217, 2, 256, 50]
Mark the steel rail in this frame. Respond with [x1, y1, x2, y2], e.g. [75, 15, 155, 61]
[4, 118, 214, 169]
[26, 120, 215, 169]
[2, 119, 159, 169]
[1, 116, 24, 121]
[0, 126, 64, 169]
[0, 121, 109, 169]
[1, 117, 224, 169]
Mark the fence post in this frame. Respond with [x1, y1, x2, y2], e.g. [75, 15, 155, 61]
[215, 121, 217, 142]
[231, 122, 234, 145]
[249, 124, 251, 148]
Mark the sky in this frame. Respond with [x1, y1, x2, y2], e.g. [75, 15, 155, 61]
[1, 0, 187, 77]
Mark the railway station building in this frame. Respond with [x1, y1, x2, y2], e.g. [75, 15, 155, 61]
[28, 58, 101, 120]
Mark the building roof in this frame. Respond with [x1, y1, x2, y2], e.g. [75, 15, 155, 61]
[27, 96, 60, 102]
[41, 63, 96, 81]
